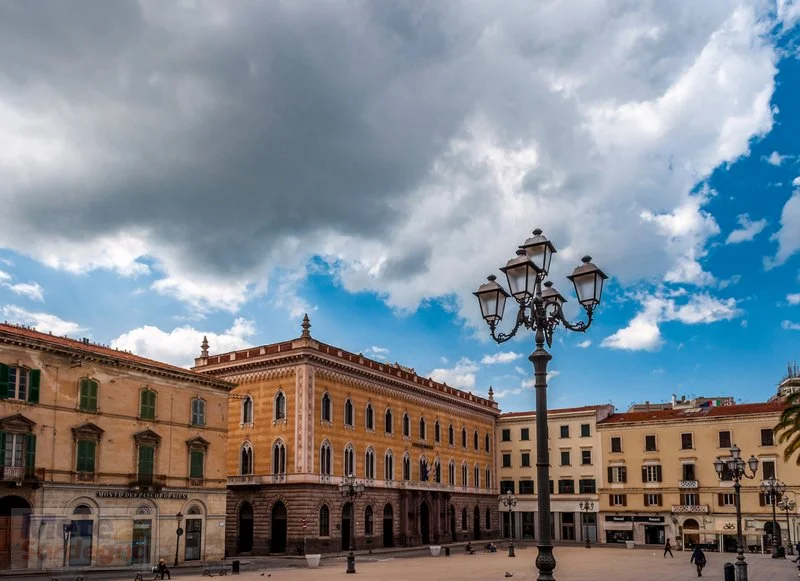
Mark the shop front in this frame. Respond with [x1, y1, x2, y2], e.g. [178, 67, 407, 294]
[603, 515, 672, 546]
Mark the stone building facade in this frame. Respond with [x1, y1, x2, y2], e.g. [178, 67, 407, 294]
[0, 324, 233, 570]
[192, 316, 500, 556]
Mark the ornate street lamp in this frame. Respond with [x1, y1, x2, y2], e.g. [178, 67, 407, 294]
[777, 495, 796, 556]
[338, 474, 365, 574]
[714, 444, 758, 581]
[502, 491, 517, 557]
[760, 476, 787, 559]
[579, 501, 594, 549]
[475, 229, 607, 581]
[174, 512, 184, 567]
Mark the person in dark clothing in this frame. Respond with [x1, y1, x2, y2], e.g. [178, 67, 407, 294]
[156, 559, 171, 580]
[793, 541, 800, 563]
[664, 538, 673, 558]
[690, 546, 706, 577]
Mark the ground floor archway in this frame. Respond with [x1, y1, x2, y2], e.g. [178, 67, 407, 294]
[270, 502, 287, 554]
[449, 506, 456, 542]
[419, 502, 430, 545]
[238, 503, 254, 554]
[383, 504, 393, 548]
[473, 506, 481, 541]
[341, 503, 352, 551]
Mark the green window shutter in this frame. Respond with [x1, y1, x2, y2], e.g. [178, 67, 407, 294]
[190, 450, 204, 479]
[28, 369, 40, 403]
[0, 364, 9, 399]
[0, 430, 6, 465]
[26, 433, 36, 469]
[77, 441, 96, 473]
[140, 390, 156, 419]
[79, 379, 89, 410]
[138, 445, 155, 476]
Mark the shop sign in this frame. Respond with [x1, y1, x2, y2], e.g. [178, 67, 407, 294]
[96, 491, 188, 499]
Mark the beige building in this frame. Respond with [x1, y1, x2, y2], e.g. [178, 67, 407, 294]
[192, 316, 500, 555]
[597, 400, 797, 551]
[0, 324, 233, 570]
[496, 405, 613, 544]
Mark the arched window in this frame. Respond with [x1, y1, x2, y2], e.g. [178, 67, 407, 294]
[485, 433, 490, 453]
[461, 427, 467, 448]
[139, 389, 157, 420]
[365, 505, 374, 536]
[242, 396, 253, 424]
[78, 378, 99, 412]
[344, 444, 355, 476]
[485, 466, 491, 489]
[474, 464, 480, 488]
[344, 398, 354, 427]
[461, 462, 468, 487]
[485, 507, 491, 530]
[73, 504, 92, 515]
[402, 413, 410, 437]
[365, 403, 374, 430]
[384, 450, 394, 481]
[461, 507, 467, 530]
[434, 421, 440, 443]
[365, 447, 375, 479]
[402, 453, 411, 480]
[274, 391, 286, 421]
[240, 442, 253, 475]
[191, 398, 206, 426]
[321, 392, 332, 422]
[448, 459, 455, 484]
[448, 424, 454, 446]
[419, 456, 428, 481]
[385, 409, 393, 434]
[319, 505, 330, 536]
[473, 430, 478, 450]
[320, 440, 332, 475]
[272, 440, 286, 475]
[419, 417, 426, 440]
[434, 458, 441, 483]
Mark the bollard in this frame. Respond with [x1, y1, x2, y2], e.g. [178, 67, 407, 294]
[444, 547, 450, 557]
[232, 560, 240, 575]
[723, 562, 734, 581]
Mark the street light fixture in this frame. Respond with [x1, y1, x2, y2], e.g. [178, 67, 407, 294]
[579, 501, 594, 549]
[174, 512, 184, 567]
[338, 474, 365, 574]
[62, 522, 72, 567]
[760, 476, 787, 559]
[713, 444, 758, 581]
[502, 491, 517, 557]
[777, 495, 796, 556]
[475, 229, 607, 581]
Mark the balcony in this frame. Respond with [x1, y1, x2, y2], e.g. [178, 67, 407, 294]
[1, 465, 43, 484]
[672, 504, 709, 513]
[679, 480, 699, 489]
[127, 473, 166, 490]
[227, 474, 270, 486]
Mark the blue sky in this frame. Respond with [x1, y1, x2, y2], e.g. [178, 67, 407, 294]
[1, 2, 799, 412]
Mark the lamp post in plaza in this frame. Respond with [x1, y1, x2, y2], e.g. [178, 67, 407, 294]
[713, 444, 758, 581]
[502, 491, 517, 557]
[338, 474, 365, 574]
[62, 522, 71, 567]
[579, 501, 594, 549]
[777, 495, 796, 556]
[474, 229, 607, 581]
[174, 512, 184, 567]
[760, 476, 787, 558]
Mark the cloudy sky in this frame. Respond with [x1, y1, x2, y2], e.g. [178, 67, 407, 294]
[1, 1, 799, 412]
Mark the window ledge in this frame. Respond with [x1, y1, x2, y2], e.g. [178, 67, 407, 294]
[320, 420, 333, 427]
[384, 432, 394, 438]
[240, 422, 254, 429]
[273, 418, 288, 427]
[344, 425, 355, 431]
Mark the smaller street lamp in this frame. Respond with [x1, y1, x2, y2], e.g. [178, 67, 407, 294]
[62, 522, 72, 567]
[501, 491, 517, 557]
[338, 474, 365, 574]
[174, 512, 184, 567]
[760, 477, 787, 559]
[777, 495, 796, 556]
[579, 501, 594, 549]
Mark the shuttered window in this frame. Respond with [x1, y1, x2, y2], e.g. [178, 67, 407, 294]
[190, 450, 204, 479]
[79, 379, 98, 412]
[76, 440, 96, 473]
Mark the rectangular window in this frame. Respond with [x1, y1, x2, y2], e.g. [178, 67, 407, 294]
[610, 494, 627, 507]
[681, 433, 693, 450]
[502, 453, 512, 468]
[140, 390, 156, 420]
[76, 440, 96, 473]
[644, 493, 662, 507]
[520, 428, 530, 441]
[549, 480, 554, 495]
[611, 437, 622, 453]
[191, 399, 205, 426]
[760, 493, 775, 506]
[500, 480, 515, 494]
[581, 450, 592, 465]
[580, 424, 591, 437]
[560, 425, 569, 438]
[560, 451, 570, 466]
[501, 429, 511, 442]
[79, 379, 98, 412]
[682, 464, 696, 481]
[643, 464, 662, 483]
[520, 452, 531, 467]
[190, 450, 204, 479]
[518, 480, 534, 495]
[680, 493, 698, 506]
[645, 435, 657, 451]
[558, 479, 574, 494]
[138, 445, 155, 476]
[718, 430, 732, 449]
[719, 493, 735, 507]
[762, 460, 776, 480]
[579, 479, 596, 494]
[761, 429, 775, 446]
[608, 466, 627, 483]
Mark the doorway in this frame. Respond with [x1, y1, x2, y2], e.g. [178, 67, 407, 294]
[0, 496, 31, 570]
[131, 520, 152, 566]
[270, 503, 287, 554]
[382, 504, 393, 548]
[238, 503, 253, 554]
[184, 519, 202, 561]
[449, 506, 456, 542]
[419, 503, 430, 545]
[341, 503, 352, 551]
[473, 507, 481, 541]
[69, 520, 93, 567]
[644, 525, 665, 545]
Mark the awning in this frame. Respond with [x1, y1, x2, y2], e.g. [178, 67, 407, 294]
[685, 529, 761, 537]
[603, 522, 634, 531]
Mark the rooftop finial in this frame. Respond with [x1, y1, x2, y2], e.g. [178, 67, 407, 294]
[301, 313, 311, 338]
[200, 336, 209, 358]
[488, 385, 494, 401]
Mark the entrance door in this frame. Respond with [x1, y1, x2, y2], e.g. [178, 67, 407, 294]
[644, 525, 665, 545]
[131, 520, 152, 566]
[0, 496, 31, 570]
[184, 519, 202, 561]
[238, 503, 253, 554]
[382, 504, 393, 548]
[419, 503, 430, 545]
[270, 503, 287, 554]
[473, 507, 481, 541]
[449, 507, 456, 542]
[69, 521, 93, 567]
[341, 503, 352, 551]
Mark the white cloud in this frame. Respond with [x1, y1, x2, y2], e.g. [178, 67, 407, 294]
[725, 214, 767, 244]
[7, 282, 44, 302]
[788, 293, 800, 305]
[428, 357, 479, 389]
[1, 305, 85, 336]
[493, 370, 558, 399]
[740, 319, 748, 328]
[782, 320, 800, 331]
[111, 318, 257, 368]
[481, 351, 522, 365]
[764, 151, 788, 166]
[718, 274, 742, 290]
[514, 366, 526, 375]
[767, 180, 800, 268]
[576, 339, 592, 348]
[364, 346, 389, 360]
[0, 271, 10, 283]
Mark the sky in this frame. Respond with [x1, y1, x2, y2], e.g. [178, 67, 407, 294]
[1, 1, 800, 413]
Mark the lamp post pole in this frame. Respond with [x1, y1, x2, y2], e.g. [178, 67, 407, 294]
[579, 501, 594, 549]
[338, 474, 365, 574]
[777, 496, 796, 556]
[174, 512, 184, 568]
[502, 491, 517, 557]
[474, 229, 607, 581]
[760, 477, 786, 559]
[714, 444, 758, 581]
[62, 523, 71, 567]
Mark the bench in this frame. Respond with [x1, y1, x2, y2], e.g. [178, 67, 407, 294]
[202, 561, 231, 577]
[133, 564, 159, 581]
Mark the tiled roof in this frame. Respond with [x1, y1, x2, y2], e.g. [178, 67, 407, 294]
[0, 323, 234, 389]
[597, 401, 785, 425]
[500, 405, 609, 418]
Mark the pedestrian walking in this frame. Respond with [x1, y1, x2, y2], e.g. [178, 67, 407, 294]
[664, 538, 673, 558]
[690, 546, 706, 577]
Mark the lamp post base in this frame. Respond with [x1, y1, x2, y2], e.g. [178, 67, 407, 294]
[771, 545, 783, 559]
[535, 543, 556, 581]
[585, 539, 591, 549]
[735, 553, 748, 581]
[346, 552, 356, 574]
[508, 542, 515, 557]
